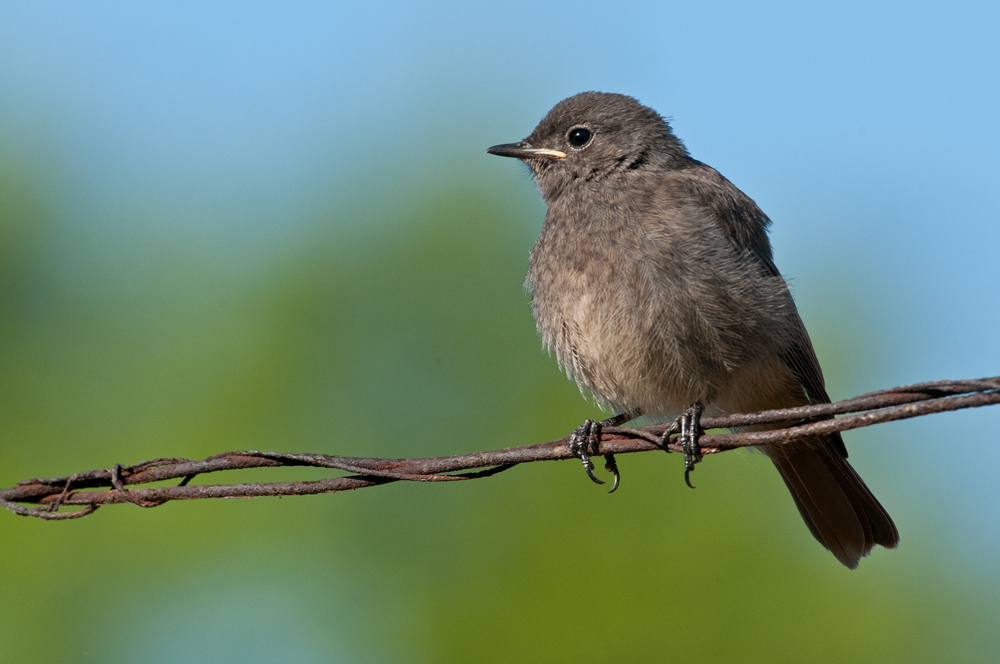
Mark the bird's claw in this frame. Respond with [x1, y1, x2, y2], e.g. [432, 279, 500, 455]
[604, 453, 620, 493]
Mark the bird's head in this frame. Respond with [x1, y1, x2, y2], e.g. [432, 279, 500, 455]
[487, 92, 690, 199]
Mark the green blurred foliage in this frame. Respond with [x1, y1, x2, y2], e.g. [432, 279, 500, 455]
[0, 151, 997, 663]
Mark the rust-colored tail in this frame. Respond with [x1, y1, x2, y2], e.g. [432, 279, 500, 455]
[765, 434, 898, 569]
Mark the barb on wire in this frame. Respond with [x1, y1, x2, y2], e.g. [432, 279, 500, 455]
[2, 377, 998, 520]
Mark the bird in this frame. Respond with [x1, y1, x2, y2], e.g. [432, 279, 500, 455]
[486, 92, 898, 568]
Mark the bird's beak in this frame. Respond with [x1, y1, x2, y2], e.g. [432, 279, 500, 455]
[486, 142, 566, 160]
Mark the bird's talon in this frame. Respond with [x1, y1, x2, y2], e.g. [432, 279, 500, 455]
[605, 454, 620, 493]
[581, 455, 605, 485]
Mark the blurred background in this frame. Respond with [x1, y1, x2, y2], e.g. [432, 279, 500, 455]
[1, 1, 998, 662]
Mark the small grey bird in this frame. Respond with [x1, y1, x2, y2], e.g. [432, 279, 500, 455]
[487, 92, 898, 568]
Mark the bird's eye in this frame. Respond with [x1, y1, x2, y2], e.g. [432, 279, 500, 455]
[566, 126, 593, 149]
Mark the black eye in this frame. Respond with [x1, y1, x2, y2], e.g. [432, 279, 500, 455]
[567, 126, 593, 148]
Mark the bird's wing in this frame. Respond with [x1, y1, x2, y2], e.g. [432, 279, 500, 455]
[671, 166, 842, 421]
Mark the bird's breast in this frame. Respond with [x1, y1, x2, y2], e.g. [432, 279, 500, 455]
[526, 195, 795, 416]
[527, 223, 704, 414]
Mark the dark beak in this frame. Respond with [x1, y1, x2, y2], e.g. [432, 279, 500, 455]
[486, 141, 567, 160]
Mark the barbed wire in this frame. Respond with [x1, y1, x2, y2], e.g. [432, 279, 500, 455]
[2, 376, 997, 521]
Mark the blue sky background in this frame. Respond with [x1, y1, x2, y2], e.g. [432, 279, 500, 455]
[1, 1, 999, 661]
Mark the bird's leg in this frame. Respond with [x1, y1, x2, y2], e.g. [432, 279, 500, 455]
[569, 409, 641, 492]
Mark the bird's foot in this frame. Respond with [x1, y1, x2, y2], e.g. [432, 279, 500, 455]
[569, 412, 635, 493]
[660, 402, 704, 488]
[681, 402, 704, 488]
[570, 419, 607, 486]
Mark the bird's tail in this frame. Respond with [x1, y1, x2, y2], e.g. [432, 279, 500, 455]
[764, 434, 898, 569]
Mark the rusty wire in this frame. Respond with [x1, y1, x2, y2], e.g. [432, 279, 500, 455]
[2, 377, 997, 520]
